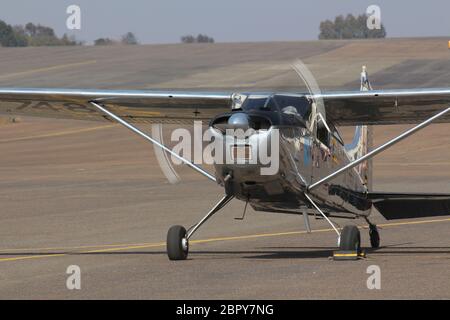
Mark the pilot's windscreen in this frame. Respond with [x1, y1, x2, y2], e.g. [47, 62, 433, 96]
[274, 95, 311, 119]
[242, 97, 273, 111]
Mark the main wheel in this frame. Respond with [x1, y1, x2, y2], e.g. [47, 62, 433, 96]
[369, 225, 380, 248]
[339, 225, 361, 253]
[167, 225, 189, 260]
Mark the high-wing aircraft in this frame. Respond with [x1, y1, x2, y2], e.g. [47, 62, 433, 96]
[1, 71, 450, 260]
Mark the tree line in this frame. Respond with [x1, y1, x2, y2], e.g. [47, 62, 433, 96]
[2, 13, 387, 47]
[0, 19, 139, 47]
[181, 34, 214, 44]
[319, 13, 386, 39]
[0, 20, 81, 47]
[94, 32, 139, 46]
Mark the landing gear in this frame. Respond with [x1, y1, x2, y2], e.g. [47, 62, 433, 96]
[369, 224, 380, 248]
[167, 225, 189, 260]
[339, 225, 361, 254]
[364, 217, 380, 249]
[166, 195, 234, 261]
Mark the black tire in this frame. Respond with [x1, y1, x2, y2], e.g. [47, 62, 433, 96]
[369, 226, 380, 248]
[167, 225, 188, 260]
[339, 225, 361, 253]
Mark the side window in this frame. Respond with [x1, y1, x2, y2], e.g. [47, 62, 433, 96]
[317, 126, 344, 148]
[331, 127, 345, 146]
[317, 126, 330, 147]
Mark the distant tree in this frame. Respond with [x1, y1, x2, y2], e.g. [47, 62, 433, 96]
[13, 23, 80, 46]
[24, 22, 37, 37]
[0, 19, 82, 47]
[196, 34, 214, 43]
[318, 20, 337, 40]
[24, 23, 58, 46]
[94, 38, 115, 46]
[319, 13, 386, 39]
[180, 35, 195, 43]
[11, 25, 29, 46]
[60, 33, 81, 46]
[121, 32, 138, 45]
[0, 20, 22, 47]
[181, 34, 214, 44]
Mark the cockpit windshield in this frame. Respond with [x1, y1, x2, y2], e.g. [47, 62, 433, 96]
[273, 94, 312, 119]
[241, 97, 274, 111]
[240, 94, 311, 127]
[242, 94, 311, 117]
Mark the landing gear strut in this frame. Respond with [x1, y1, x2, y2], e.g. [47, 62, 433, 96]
[369, 223, 380, 248]
[364, 217, 380, 248]
[166, 195, 234, 260]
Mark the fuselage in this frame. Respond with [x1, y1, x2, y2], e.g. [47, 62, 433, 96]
[209, 93, 373, 218]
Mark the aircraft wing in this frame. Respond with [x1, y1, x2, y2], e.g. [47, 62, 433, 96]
[0, 88, 232, 124]
[312, 88, 450, 125]
[2, 87, 450, 125]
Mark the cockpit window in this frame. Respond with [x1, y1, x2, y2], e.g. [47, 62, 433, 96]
[242, 97, 272, 111]
[273, 95, 311, 119]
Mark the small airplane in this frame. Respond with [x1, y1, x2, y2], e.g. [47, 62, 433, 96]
[1, 66, 450, 260]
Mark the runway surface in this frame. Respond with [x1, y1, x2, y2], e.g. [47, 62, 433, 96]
[1, 39, 450, 299]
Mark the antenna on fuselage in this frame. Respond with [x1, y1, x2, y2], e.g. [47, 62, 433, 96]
[360, 65, 373, 91]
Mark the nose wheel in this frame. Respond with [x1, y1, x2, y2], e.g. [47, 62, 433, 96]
[166, 195, 234, 261]
[167, 225, 189, 260]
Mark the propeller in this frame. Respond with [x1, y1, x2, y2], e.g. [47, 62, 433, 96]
[291, 59, 327, 131]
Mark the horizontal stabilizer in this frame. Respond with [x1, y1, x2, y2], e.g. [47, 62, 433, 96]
[369, 192, 450, 220]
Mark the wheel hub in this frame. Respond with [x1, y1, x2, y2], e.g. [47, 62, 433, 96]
[181, 238, 189, 252]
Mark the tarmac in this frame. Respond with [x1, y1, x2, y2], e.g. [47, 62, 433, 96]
[0, 38, 450, 299]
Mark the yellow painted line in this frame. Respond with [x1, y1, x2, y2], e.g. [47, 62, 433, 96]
[0, 60, 97, 80]
[84, 242, 166, 253]
[378, 217, 450, 228]
[0, 241, 157, 253]
[84, 228, 336, 253]
[190, 227, 334, 244]
[0, 124, 117, 143]
[0, 253, 66, 262]
[0, 245, 168, 262]
[0, 226, 335, 255]
[1, 217, 450, 263]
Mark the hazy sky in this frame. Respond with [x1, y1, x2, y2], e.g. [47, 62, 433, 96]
[2, 0, 449, 44]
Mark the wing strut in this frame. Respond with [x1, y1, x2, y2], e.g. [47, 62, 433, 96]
[304, 193, 341, 237]
[89, 101, 216, 182]
[308, 106, 450, 192]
